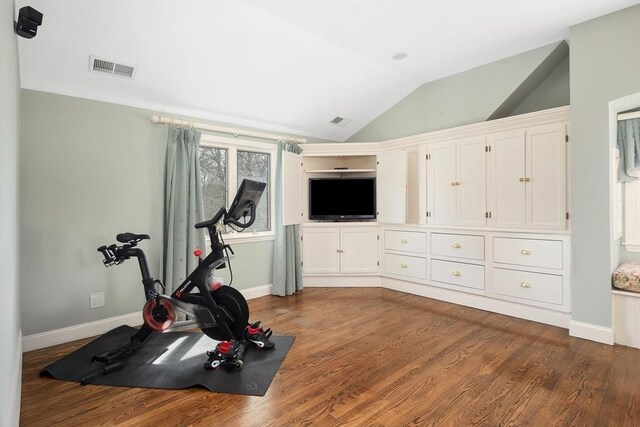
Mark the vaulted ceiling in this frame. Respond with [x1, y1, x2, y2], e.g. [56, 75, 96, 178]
[15, 0, 638, 141]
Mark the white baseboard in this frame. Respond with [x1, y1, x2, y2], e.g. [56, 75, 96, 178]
[303, 275, 382, 288]
[569, 320, 614, 345]
[239, 284, 272, 300]
[22, 284, 273, 352]
[22, 312, 142, 353]
[4, 330, 22, 427]
[382, 277, 571, 329]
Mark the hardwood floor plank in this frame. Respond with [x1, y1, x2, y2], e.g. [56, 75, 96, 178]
[21, 288, 640, 426]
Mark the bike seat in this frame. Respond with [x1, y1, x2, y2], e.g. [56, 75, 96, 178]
[116, 232, 150, 243]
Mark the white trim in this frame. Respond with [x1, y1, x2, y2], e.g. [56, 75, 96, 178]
[4, 331, 22, 427]
[569, 320, 614, 345]
[22, 312, 143, 352]
[618, 110, 640, 121]
[216, 233, 275, 244]
[22, 283, 274, 352]
[303, 275, 382, 288]
[239, 284, 273, 300]
[382, 277, 570, 328]
[383, 106, 570, 150]
[613, 289, 640, 299]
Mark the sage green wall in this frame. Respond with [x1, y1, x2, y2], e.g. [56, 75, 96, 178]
[19, 90, 276, 336]
[347, 42, 566, 142]
[570, 5, 640, 328]
[1, 1, 22, 424]
[509, 58, 569, 117]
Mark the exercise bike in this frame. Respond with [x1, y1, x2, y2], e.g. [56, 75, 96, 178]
[87, 179, 274, 382]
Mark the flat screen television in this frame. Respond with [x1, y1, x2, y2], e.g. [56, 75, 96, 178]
[309, 177, 376, 221]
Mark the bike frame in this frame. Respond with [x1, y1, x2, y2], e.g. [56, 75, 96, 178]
[108, 215, 236, 340]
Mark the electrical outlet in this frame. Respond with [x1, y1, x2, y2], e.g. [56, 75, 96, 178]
[90, 292, 105, 308]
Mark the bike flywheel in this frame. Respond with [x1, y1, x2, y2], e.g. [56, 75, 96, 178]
[202, 286, 249, 340]
[143, 297, 176, 331]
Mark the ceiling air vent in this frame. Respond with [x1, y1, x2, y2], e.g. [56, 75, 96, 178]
[89, 56, 136, 79]
[329, 116, 352, 127]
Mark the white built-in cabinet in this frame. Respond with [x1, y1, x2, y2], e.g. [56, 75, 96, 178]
[426, 136, 486, 227]
[487, 123, 567, 230]
[292, 107, 572, 329]
[301, 226, 379, 274]
[376, 150, 407, 224]
[295, 145, 406, 224]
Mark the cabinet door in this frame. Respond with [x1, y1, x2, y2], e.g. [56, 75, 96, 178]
[301, 228, 340, 274]
[340, 228, 379, 274]
[526, 124, 567, 229]
[427, 142, 457, 225]
[457, 137, 487, 226]
[377, 150, 407, 224]
[283, 150, 302, 225]
[488, 131, 526, 228]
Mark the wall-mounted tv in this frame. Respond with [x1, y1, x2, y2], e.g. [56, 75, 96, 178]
[309, 177, 376, 221]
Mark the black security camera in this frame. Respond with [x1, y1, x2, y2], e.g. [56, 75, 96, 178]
[15, 6, 43, 39]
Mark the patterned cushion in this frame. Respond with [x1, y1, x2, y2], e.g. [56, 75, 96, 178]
[612, 262, 640, 293]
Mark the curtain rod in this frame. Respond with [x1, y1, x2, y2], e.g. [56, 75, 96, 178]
[150, 114, 307, 144]
[618, 111, 640, 121]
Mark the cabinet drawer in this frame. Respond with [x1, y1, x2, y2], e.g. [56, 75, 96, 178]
[384, 253, 427, 280]
[493, 237, 563, 270]
[385, 230, 427, 254]
[430, 259, 484, 290]
[431, 233, 484, 260]
[493, 268, 563, 305]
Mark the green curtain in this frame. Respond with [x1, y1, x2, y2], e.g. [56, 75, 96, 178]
[272, 142, 303, 296]
[163, 127, 206, 292]
[617, 117, 640, 182]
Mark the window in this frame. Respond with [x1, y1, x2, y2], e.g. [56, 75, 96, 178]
[199, 134, 276, 241]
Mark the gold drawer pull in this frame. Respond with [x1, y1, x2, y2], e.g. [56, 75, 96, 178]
[452, 271, 461, 277]
[401, 239, 408, 244]
[452, 242, 461, 249]
[400, 263, 408, 269]
[520, 281, 531, 288]
[521, 249, 531, 255]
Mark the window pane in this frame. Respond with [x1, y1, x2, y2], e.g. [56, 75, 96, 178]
[199, 147, 227, 220]
[237, 151, 270, 231]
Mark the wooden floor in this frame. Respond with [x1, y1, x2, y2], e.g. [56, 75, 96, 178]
[22, 288, 640, 426]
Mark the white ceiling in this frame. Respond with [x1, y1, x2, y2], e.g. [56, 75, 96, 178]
[16, 0, 638, 142]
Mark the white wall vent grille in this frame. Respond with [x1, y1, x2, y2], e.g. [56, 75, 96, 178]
[89, 56, 136, 78]
[329, 116, 352, 127]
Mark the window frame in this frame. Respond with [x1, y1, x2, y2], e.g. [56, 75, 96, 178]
[199, 133, 277, 243]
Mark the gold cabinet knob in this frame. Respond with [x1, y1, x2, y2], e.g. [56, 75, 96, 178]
[519, 177, 525, 182]
[520, 281, 531, 288]
[452, 271, 461, 277]
[400, 263, 408, 268]
[401, 239, 408, 244]
[525, 177, 531, 182]
[337, 249, 344, 253]
[521, 249, 531, 255]
[452, 242, 461, 249]
[451, 181, 457, 186]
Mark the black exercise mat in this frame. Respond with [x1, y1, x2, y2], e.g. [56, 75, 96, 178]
[41, 325, 294, 396]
